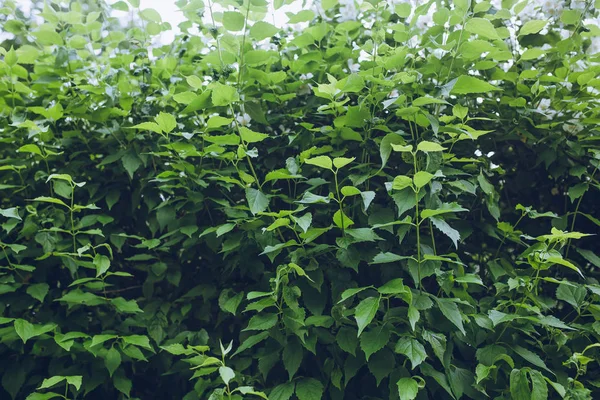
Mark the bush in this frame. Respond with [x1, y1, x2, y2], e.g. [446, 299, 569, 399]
[1, 0, 600, 399]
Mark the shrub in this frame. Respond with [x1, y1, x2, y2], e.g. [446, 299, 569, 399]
[1, 0, 600, 399]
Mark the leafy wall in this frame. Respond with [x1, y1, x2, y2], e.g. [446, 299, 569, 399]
[1, 0, 600, 399]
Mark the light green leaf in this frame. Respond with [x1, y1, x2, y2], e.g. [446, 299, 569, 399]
[333, 209, 354, 229]
[219, 366, 235, 385]
[305, 155, 333, 170]
[360, 326, 391, 361]
[465, 18, 501, 40]
[397, 377, 419, 400]
[413, 171, 434, 188]
[393, 175, 414, 191]
[26, 283, 49, 302]
[333, 157, 355, 169]
[519, 20, 547, 36]
[239, 127, 268, 143]
[223, 11, 245, 31]
[155, 112, 177, 133]
[450, 75, 501, 94]
[250, 21, 279, 40]
[416, 141, 446, 152]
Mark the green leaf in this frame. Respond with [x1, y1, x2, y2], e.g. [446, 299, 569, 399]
[130, 121, 162, 134]
[510, 369, 531, 399]
[250, 21, 279, 40]
[105, 347, 121, 377]
[239, 127, 268, 143]
[232, 332, 269, 356]
[305, 155, 333, 170]
[413, 171, 434, 188]
[354, 297, 380, 337]
[371, 252, 411, 264]
[556, 283, 586, 309]
[246, 188, 269, 215]
[435, 298, 466, 335]
[283, 337, 303, 380]
[244, 313, 278, 331]
[450, 75, 501, 94]
[26, 283, 49, 302]
[94, 254, 111, 277]
[111, 297, 142, 313]
[295, 378, 323, 400]
[360, 325, 391, 361]
[336, 326, 358, 355]
[378, 279, 406, 295]
[0, 207, 21, 220]
[421, 202, 468, 219]
[465, 18, 501, 40]
[269, 382, 295, 400]
[14, 319, 36, 343]
[140, 8, 162, 22]
[219, 366, 235, 385]
[393, 175, 414, 191]
[210, 82, 239, 106]
[25, 392, 62, 400]
[333, 157, 355, 169]
[394, 337, 427, 369]
[519, 20, 547, 36]
[397, 377, 419, 400]
[333, 209, 354, 229]
[368, 348, 395, 386]
[430, 217, 461, 248]
[416, 141, 446, 152]
[223, 11, 245, 31]
[31, 196, 69, 208]
[155, 112, 177, 133]
[529, 369, 548, 400]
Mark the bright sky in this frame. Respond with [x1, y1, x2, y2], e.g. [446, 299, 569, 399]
[8, 0, 308, 45]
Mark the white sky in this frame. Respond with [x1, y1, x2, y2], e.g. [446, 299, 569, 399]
[8, 0, 308, 45]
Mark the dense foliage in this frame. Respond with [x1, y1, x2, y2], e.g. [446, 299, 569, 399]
[1, 0, 600, 399]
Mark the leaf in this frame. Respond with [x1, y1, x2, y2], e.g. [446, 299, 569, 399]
[510, 369, 531, 399]
[130, 121, 162, 134]
[14, 319, 36, 343]
[354, 297, 380, 337]
[105, 347, 121, 377]
[416, 141, 446, 152]
[269, 382, 295, 400]
[556, 283, 586, 309]
[0, 207, 21, 220]
[283, 337, 303, 380]
[465, 18, 501, 40]
[111, 297, 142, 313]
[393, 175, 413, 190]
[121, 152, 142, 179]
[380, 133, 406, 168]
[360, 326, 391, 361]
[31, 196, 69, 208]
[140, 8, 161, 22]
[368, 348, 395, 386]
[450, 75, 501, 94]
[295, 378, 323, 400]
[305, 155, 333, 170]
[210, 82, 239, 106]
[413, 171, 434, 188]
[250, 21, 279, 40]
[26, 283, 49, 302]
[397, 377, 419, 400]
[246, 188, 269, 215]
[244, 313, 278, 331]
[155, 112, 177, 133]
[232, 332, 269, 356]
[421, 202, 468, 219]
[430, 217, 461, 248]
[529, 369, 549, 400]
[337, 326, 358, 355]
[25, 392, 62, 400]
[378, 278, 406, 294]
[239, 127, 268, 143]
[435, 298, 466, 335]
[219, 366, 235, 385]
[94, 254, 111, 277]
[394, 337, 427, 369]
[371, 252, 411, 264]
[223, 11, 245, 31]
[333, 209, 354, 229]
[333, 157, 355, 169]
[519, 20, 547, 36]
